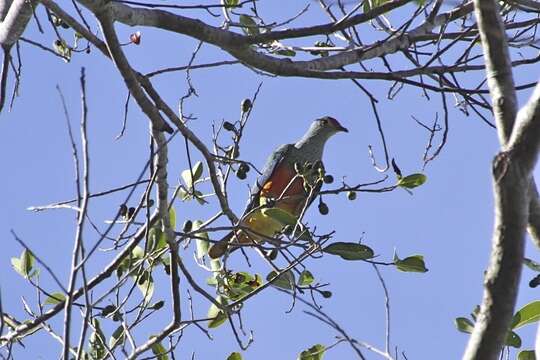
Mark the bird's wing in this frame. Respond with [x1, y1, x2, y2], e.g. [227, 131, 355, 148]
[242, 144, 295, 215]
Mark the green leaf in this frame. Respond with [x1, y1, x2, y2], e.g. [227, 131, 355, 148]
[266, 270, 295, 290]
[239, 14, 260, 36]
[149, 300, 165, 310]
[193, 220, 210, 259]
[363, 0, 371, 13]
[454, 317, 474, 334]
[135, 270, 154, 304]
[298, 344, 326, 360]
[298, 270, 315, 286]
[323, 242, 374, 260]
[275, 49, 296, 57]
[394, 254, 428, 273]
[208, 296, 228, 329]
[206, 261, 222, 286]
[181, 161, 203, 189]
[397, 173, 427, 189]
[224, 272, 262, 300]
[262, 207, 297, 226]
[169, 207, 176, 231]
[150, 340, 169, 360]
[178, 187, 189, 201]
[227, 352, 243, 360]
[511, 301, 540, 329]
[363, 0, 390, 12]
[524, 258, 540, 272]
[192, 161, 203, 182]
[518, 350, 536, 360]
[505, 330, 521, 348]
[45, 292, 66, 305]
[131, 246, 145, 260]
[194, 190, 208, 205]
[11, 249, 36, 279]
[89, 319, 106, 360]
[109, 326, 125, 349]
[211, 259, 222, 271]
[148, 227, 164, 252]
[224, 0, 239, 7]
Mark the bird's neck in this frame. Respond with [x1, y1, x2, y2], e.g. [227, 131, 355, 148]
[294, 132, 330, 160]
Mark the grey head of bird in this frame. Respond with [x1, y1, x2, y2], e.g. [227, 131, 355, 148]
[294, 116, 348, 151]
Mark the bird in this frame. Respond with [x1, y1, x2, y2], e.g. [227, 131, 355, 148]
[208, 116, 348, 258]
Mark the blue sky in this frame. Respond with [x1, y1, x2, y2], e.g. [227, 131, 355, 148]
[1, 1, 539, 359]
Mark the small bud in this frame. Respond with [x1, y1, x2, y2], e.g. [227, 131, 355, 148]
[241, 98, 252, 113]
[127, 207, 136, 219]
[101, 305, 116, 317]
[321, 290, 332, 298]
[149, 300, 164, 310]
[145, 199, 155, 208]
[119, 204, 128, 217]
[182, 220, 193, 233]
[60, 21, 70, 29]
[236, 169, 247, 180]
[323, 175, 334, 184]
[347, 191, 357, 201]
[51, 14, 62, 27]
[130, 31, 141, 45]
[238, 163, 250, 173]
[530, 274, 540, 288]
[318, 202, 329, 215]
[266, 249, 278, 260]
[223, 121, 236, 132]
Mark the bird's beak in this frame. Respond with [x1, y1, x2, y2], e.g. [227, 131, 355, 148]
[337, 124, 349, 133]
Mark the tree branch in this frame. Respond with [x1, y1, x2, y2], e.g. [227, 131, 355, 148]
[0, 0, 34, 46]
[463, 0, 540, 357]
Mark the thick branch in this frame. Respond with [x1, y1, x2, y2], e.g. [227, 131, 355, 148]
[74, 0, 474, 74]
[474, 0, 517, 143]
[463, 0, 540, 353]
[472, 0, 540, 241]
[0, 0, 34, 46]
[465, 80, 540, 360]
